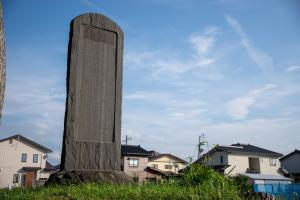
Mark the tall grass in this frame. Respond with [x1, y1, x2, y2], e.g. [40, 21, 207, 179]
[0, 165, 247, 200]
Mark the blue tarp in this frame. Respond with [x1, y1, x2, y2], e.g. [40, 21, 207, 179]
[254, 184, 300, 199]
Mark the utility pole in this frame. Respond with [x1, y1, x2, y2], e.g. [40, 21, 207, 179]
[124, 134, 132, 145]
[197, 133, 205, 159]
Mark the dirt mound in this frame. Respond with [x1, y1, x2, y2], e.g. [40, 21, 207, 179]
[45, 170, 133, 186]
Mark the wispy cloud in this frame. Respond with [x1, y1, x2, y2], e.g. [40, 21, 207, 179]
[125, 26, 221, 80]
[48, 150, 61, 162]
[225, 15, 273, 71]
[286, 65, 300, 72]
[189, 26, 218, 65]
[226, 84, 276, 120]
[204, 117, 300, 155]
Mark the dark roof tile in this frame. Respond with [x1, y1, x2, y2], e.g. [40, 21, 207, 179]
[121, 145, 150, 156]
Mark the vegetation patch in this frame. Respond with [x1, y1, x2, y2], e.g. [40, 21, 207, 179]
[0, 166, 258, 200]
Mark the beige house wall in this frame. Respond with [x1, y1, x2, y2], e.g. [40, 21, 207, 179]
[148, 155, 186, 173]
[225, 154, 249, 176]
[122, 156, 149, 183]
[0, 138, 51, 188]
[259, 157, 280, 174]
[223, 154, 280, 176]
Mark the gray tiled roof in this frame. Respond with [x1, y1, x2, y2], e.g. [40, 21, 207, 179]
[121, 145, 150, 156]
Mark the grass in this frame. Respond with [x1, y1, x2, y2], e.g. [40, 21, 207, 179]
[0, 165, 256, 200]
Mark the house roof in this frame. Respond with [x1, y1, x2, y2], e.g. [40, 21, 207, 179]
[23, 167, 42, 171]
[0, 134, 52, 153]
[145, 166, 180, 176]
[149, 153, 188, 164]
[148, 150, 161, 157]
[279, 149, 300, 161]
[197, 143, 282, 162]
[241, 173, 292, 181]
[121, 145, 150, 157]
[44, 161, 60, 171]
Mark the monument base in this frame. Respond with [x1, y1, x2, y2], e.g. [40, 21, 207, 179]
[45, 170, 133, 186]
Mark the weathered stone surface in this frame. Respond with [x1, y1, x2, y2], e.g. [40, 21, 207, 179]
[61, 13, 123, 171]
[45, 170, 132, 186]
[0, 0, 6, 122]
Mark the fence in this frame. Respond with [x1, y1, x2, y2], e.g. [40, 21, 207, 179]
[254, 184, 300, 199]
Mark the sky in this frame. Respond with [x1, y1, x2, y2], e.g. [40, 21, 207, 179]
[1, 0, 300, 164]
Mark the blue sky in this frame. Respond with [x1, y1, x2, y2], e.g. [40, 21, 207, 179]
[1, 0, 300, 164]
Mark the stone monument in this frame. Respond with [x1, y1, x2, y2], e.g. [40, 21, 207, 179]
[47, 13, 129, 184]
[0, 0, 6, 122]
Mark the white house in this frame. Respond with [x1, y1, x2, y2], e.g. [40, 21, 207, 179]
[196, 143, 283, 176]
[0, 135, 54, 188]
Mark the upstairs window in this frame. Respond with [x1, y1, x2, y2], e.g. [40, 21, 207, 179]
[164, 164, 172, 169]
[33, 154, 38, 163]
[21, 153, 27, 162]
[152, 164, 158, 169]
[128, 158, 139, 167]
[269, 158, 276, 166]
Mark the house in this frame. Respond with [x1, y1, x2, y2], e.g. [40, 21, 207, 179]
[279, 149, 300, 183]
[121, 145, 154, 183]
[121, 145, 186, 182]
[148, 151, 188, 174]
[0, 134, 53, 188]
[196, 143, 283, 176]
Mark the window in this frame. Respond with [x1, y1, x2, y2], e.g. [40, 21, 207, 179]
[269, 158, 276, 166]
[152, 164, 158, 169]
[164, 165, 172, 169]
[13, 174, 19, 183]
[33, 154, 38, 163]
[128, 158, 139, 167]
[133, 177, 139, 183]
[21, 153, 27, 162]
[220, 155, 223, 164]
[9, 139, 13, 144]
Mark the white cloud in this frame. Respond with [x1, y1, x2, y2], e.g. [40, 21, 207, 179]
[125, 26, 221, 80]
[225, 15, 273, 71]
[189, 26, 218, 66]
[286, 65, 300, 72]
[48, 150, 61, 162]
[34, 123, 49, 135]
[226, 84, 276, 120]
[204, 117, 300, 155]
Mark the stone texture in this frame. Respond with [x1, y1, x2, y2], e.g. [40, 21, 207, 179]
[61, 13, 123, 171]
[0, 0, 6, 122]
[45, 170, 132, 186]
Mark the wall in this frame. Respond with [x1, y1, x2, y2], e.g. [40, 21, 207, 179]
[225, 154, 249, 176]
[202, 151, 228, 166]
[122, 156, 149, 183]
[280, 153, 300, 173]
[148, 155, 186, 173]
[224, 154, 280, 176]
[0, 138, 48, 188]
[259, 157, 280, 175]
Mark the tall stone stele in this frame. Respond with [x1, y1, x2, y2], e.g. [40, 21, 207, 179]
[61, 13, 123, 172]
[0, 0, 6, 122]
